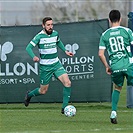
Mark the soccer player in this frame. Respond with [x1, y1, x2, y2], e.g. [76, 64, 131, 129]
[24, 17, 74, 114]
[98, 10, 133, 124]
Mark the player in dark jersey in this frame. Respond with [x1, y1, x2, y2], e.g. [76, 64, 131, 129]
[99, 10, 133, 124]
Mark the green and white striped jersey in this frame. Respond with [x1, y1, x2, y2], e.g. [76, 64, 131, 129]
[30, 30, 64, 65]
[99, 26, 133, 70]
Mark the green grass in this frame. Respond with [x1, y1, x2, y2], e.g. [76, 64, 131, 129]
[0, 83, 133, 133]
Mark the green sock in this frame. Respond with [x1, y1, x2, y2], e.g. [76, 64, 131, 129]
[62, 87, 71, 109]
[28, 88, 41, 98]
[112, 90, 120, 111]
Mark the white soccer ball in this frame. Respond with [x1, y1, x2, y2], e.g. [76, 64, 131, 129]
[64, 105, 76, 117]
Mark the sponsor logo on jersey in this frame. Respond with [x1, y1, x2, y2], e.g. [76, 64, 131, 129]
[113, 52, 126, 59]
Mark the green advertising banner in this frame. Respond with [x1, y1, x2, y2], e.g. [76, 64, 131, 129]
[0, 19, 112, 103]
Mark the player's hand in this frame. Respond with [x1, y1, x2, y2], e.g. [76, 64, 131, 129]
[65, 51, 74, 57]
[106, 67, 112, 75]
[33, 56, 39, 62]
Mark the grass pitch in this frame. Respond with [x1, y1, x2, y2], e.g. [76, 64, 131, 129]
[0, 86, 133, 133]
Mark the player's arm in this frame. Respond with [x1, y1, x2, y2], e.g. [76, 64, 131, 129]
[57, 37, 73, 57]
[98, 34, 111, 74]
[57, 39, 66, 52]
[26, 43, 35, 58]
[26, 43, 39, 62]
[98, 49, 111, 75]
[26, 34, 40, 62]
[98, 49, 109, 68]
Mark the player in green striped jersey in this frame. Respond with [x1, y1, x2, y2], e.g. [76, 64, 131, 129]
[24, 17, 74, 114]
[99, 10, 133, 124]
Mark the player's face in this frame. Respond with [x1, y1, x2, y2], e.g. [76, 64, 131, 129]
[43, 20, 53, 35]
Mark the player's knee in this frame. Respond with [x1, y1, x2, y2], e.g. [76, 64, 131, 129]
[40, 90, 47, 94]
[114, 84, 122, 91]
[40, 86, 48, 94]
[64, 80, 71, 87]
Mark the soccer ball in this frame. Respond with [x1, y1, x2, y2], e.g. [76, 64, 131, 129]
[64, 105, 76, 117]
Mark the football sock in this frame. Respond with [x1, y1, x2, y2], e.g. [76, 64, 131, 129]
[62, 87, 71, 109]
[28, 88, 41, 98]
[112, 90, 120, 111]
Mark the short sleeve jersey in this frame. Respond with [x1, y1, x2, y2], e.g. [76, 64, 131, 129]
[30, 30, 60, 65]
[99, 26, 133, 70]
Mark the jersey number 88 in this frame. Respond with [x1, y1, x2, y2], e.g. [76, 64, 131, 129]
[109, 36, 125, 52]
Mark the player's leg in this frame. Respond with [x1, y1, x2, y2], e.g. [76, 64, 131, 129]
[58, 73, 71, 110]
[110, 85, 121, 124]
[24, 66, 51, 107]
[111, 85, 122, 111]
[54, 65, 72, 114]
[110, 72, 124, 124]
[26, 85, 49, 98]
[24, 85, 49, 107]
[126, 65, 133, 108]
